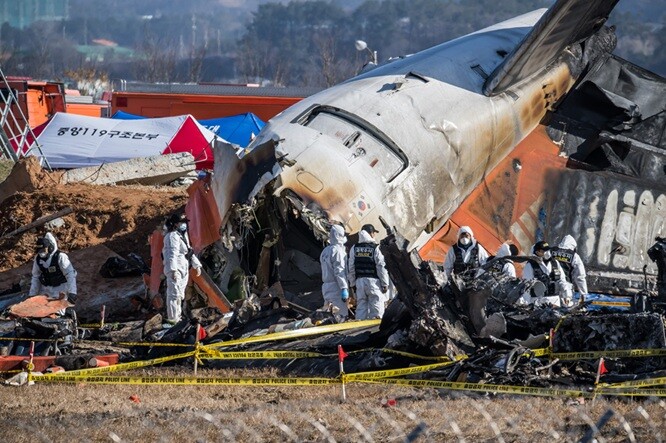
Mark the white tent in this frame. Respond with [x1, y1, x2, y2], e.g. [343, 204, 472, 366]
[30, 112, 218, 169]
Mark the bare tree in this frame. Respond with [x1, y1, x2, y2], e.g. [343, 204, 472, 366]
[314, 32, 338, 87]
[236, 37, 270, 83]
[189, 44, 207, 83]
[27, 22, 60, 78]
[134, 31, 177, 83]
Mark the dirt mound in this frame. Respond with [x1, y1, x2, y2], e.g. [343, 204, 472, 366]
[0, 156, 65, 205]
[0, 181, 188, 272]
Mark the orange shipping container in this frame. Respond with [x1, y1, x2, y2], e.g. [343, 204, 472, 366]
[111, 84, 322, 121]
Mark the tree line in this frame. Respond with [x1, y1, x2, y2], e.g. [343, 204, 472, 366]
[0, 0, 663, 91]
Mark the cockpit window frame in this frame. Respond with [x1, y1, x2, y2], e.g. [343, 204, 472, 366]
[292, 104, 409, 182]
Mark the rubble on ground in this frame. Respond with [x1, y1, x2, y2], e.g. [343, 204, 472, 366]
[1, 156, 665, 396]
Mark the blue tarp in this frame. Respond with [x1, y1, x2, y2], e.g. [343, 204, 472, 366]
[111, 111, 265, 147]
[572, 292, 632, 311]
[111, 111, 145, 120]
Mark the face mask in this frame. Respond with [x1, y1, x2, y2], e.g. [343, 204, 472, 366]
[459, 237, 471, 246]
[543, 251, 552, 260]
[38, 252, 48, 258]
[178, 223, 188, 232]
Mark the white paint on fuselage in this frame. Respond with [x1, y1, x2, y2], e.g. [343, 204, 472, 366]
[249, 9, 578, 249]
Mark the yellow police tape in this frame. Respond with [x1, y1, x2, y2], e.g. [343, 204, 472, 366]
[343, 359, 460, 381]
[76, 339, 193, 348]
[551, 348, 666, 360]
[35, 350, 196, 378]
[29, 372, 666, 397]
[598, 388, 666, 397]
[373, 348, 452, 361]
[32, 375, 338, 385]
[71, 320, 382, 350]
[200, 349, 324, 360]
[364, 377, 592, 398]
[529, 348, 550, 358]
[200, 347, 453, 361]
[26, 350, 666, 398]
[206, 319, 381, 349]
[603, 377, 666, 389]
[369, 378, 666, 398]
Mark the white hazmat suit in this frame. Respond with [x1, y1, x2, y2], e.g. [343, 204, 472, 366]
[488, 243, 517, 278]
[555, 235, 588, 296]
[443, 226, 489, 280]
[163, 228, 202, 324]
[521, 245, 573, 307]
[348, 230, 390, 320]
[319, 225, 349, 318]
[29, 232, 77, 300]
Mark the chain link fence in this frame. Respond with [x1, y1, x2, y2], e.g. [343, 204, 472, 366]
[2, 376, 665, 442]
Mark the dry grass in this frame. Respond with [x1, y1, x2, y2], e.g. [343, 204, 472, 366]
[0, 159, 13, 183]
[1, 367, 665, 442]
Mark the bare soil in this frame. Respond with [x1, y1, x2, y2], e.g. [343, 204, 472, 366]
[0, 367, 663, 442]
[0, 180, 187, 272]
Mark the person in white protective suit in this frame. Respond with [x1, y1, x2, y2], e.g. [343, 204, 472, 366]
[348, 224, 390, 320]
[29, 232, 77, 304]
[443, 226, 489, 281]
[520, 241, 573, 308]
[486, 242, 518, 278]
[319, 224, 349, 319]
[162, 212, 202, 327]
[553, 235, 589, 304]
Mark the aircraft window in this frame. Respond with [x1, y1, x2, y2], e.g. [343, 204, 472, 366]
[405, 71, 429, 82]
[471, 64, 489, 79]
[344, 131, 361, 147]
[301, 107, 407, 182]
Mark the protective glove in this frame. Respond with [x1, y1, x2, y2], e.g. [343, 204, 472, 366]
[67, 293, 78, 304]
[195, 267, 202, 277]
[341, 288, 349, 301]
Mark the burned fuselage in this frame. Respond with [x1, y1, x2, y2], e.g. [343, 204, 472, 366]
[239, 10, 585, 252]
[209, 1, 622, 300]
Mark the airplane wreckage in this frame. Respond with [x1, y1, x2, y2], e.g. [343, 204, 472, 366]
[2, 0, 666, 390]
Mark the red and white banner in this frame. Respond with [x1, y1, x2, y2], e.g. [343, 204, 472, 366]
[30, 112, 218, 169]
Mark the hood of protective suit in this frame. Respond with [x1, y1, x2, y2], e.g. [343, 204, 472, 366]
[358, 230, 375, 243]
[559, 235, 577, 251]
[458, 226, 474, 239]
[495, 243, 511, 258]
[40, 232, 59, 256]
[530, 242, 554, 265]
[328, 225, 347, 246]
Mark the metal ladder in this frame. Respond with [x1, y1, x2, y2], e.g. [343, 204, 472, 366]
[0, 65, 51, 170]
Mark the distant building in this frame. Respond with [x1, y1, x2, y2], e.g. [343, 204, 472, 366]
[0, 0, 69, 29]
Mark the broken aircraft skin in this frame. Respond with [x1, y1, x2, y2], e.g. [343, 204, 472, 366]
[215, 0, 620, 257]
